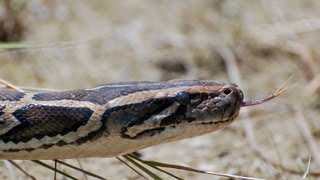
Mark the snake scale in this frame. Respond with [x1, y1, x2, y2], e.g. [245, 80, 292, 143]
[0, 80, 245, 160]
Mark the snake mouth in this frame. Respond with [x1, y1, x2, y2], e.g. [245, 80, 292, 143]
[121, 113, 239, 140]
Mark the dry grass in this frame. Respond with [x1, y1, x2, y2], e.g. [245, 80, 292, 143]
[0, 0, 320, 179]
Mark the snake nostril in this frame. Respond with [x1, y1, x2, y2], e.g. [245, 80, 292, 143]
[222, 88, 232, 95]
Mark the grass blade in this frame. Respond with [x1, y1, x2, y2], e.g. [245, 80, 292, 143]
[7, 160, 36, 180]
[54, 160, 105, 180]
[127, 155, 182, 180]
[31, 160, 77, 180]
[116, 157, 147, 179]
[123, 155, 162, 180]
[128, 154, 264, 180]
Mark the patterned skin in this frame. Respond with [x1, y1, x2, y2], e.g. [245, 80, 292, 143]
[0, 80, 243, 159]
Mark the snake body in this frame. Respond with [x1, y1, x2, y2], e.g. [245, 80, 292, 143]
[0, 80, 243, 160]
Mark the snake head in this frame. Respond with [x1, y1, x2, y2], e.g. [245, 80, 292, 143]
[160, 83, 244, 126]
[114, 80, 244, 141]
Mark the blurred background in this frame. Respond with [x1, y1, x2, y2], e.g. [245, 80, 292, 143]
[0, 0, 320, 179]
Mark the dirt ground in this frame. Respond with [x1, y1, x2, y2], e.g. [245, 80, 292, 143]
[0, 0, 320, 179]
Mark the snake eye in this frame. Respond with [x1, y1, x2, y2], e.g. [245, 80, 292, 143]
[176, 91, 190, 105]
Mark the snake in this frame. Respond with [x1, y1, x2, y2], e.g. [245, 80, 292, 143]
[0, 80, 246, 160]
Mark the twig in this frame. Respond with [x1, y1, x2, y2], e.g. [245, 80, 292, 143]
[0, 85, 60, 92]
[7, 160, 36, 180]
[116, 157, 148, 180]
[293, 105, 320, 168]
[0, 78, 24, 92]
[0, 33, 110, 52]
[301, 155, 311, 180]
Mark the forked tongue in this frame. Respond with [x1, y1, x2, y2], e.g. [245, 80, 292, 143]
[241, 83, 287, 107]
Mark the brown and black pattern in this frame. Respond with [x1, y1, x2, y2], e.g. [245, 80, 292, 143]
[73, 97, 177, 144]
[32, 80, 223, 105]
[0, 90, 25, 101]
[0, 104, 93, 143]
[0, 80, 246, 159]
